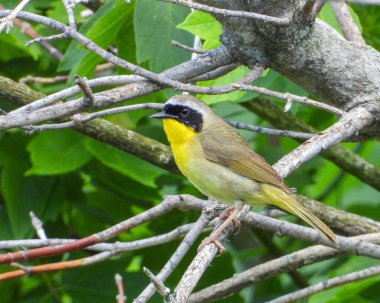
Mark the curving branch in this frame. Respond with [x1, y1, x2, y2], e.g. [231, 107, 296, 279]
[159, 0, 291, 24]
[268, 265, 380, 303]
[188, 233, 380, 303]
[330, 0, 366, 45]
[273, 106, 374, 178]
[243, 98, 380, 191]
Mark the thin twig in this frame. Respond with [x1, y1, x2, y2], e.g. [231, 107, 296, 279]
[74, 76, 95, 108]
[29, 211, 48, 240]
[134, 206, 215, 303]
[190, 63, 239, 82]
[228, 121, 314, 140]
[235, 84, 344, 116]
[0, 0, 32, 33]
[25, 32, 70, 46]
[0, 222, 213, 251]
[267, 265, 380, 303]
[12, 75, 144, 114]
[143, 268, 173, 301]
[0, 11, 249, 97]
[0, 197, 184, 265]
[62, 0, 77, 30]
[273, 106, 374, 179]
[188, 233, 380, 303]
[19, 63, 115, 84]
[173, 206, 251, 303]
[115, 274, 127, 303]
[331, 0, 366, 45]
[21, 101, 317, 141]
[159, 0, 291, 25]
[172, 40, 207, 54]
[0, 4, 62, 60]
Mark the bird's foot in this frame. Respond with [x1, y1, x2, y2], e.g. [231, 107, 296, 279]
[219, 206, 241, 231]
[198, 235, 225, 254]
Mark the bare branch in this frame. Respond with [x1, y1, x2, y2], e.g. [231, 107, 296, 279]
[273, 106, 374, 178]
[171, 40, 207, 54]
[0, 0, 32, 33]
[236, 84, 344, 116]
[143, 268, 174, 301]
[331, 0, 366, 45]
[172, 206, 251, 303]
[189, 63, 239, 82]
[228, 121, 314, 140]
[0, 197, 184, 264]
[115, 274, 127, 303]
[0, 11, 239, 97]
[74, 76, 95, 108]
[29, 211, 47, 240]
[135, 206, 215, 303]
[268, 265, 380, 303]
[189, 233, 380, 303]
[243, 98, 380, 191]
[159, 0, 291, 24]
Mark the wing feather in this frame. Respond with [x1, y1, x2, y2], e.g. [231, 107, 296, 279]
[200, 122, 290, 193]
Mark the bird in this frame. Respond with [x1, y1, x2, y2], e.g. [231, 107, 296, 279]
[151, 94, 337, 249]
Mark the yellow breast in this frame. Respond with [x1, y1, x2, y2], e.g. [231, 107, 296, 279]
[163, 119, 198, 174]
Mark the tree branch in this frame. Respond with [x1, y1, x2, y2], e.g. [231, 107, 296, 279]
[268, 265, 380, 303]
[273, 106, 374, 178]
[330, 0, 366, 45]
[188, 233, 380, 303]
[243, 98, 380, 191]
[159, 0, 291, 24]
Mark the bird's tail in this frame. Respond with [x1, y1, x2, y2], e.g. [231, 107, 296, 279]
[255, 184, 337, 245]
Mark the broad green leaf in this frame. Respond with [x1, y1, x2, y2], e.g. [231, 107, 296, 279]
[197, 66, 251, 104]
[1, 134, 64, 238]
[177, 11, 222, 49]
[58, 0, 119, 73]
[62, 257, 132, 303]
[85, 139, 164, 188]
[70, 0, 132, 79]
[319, 3, 343, 35]
[27, 129, 92, 175]
[134, 0, 192, 72]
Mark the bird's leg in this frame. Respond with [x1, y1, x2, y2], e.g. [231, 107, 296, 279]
[198, 201, 244, 253]
[218, 206, 241, 229]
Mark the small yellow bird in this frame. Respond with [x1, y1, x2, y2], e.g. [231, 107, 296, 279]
[152, 94, 337, 246]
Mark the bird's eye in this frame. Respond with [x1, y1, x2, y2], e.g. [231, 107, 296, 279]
[180, 108, 189, 117]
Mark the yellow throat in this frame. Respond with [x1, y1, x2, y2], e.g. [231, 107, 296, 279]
[163, 119, 196, 145]
[162, 119, 197, 173]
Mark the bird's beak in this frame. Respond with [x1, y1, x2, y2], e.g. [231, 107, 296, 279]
[150, 111, 174, 119]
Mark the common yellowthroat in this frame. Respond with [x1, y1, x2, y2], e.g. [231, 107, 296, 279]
[152, 95, 337, 245]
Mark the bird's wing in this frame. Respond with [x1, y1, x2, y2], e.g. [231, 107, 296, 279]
[200, 123, 290, 193]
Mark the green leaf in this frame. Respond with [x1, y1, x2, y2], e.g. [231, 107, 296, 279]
[58, 0, 119, 73]
[197, 66, 251, 104]
[1, 134, 64, 238]
[62, 257, 132, 303]
[134, 0, 192, 72]
[319, 3, 343, 35]
[85, 139, 164, 188]
[27, 129, 92, 175]
[71, 0, 132, 79]
[177, 11, 222, 49]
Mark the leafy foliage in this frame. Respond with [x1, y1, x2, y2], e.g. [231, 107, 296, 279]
[0, 1, 379, 303]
